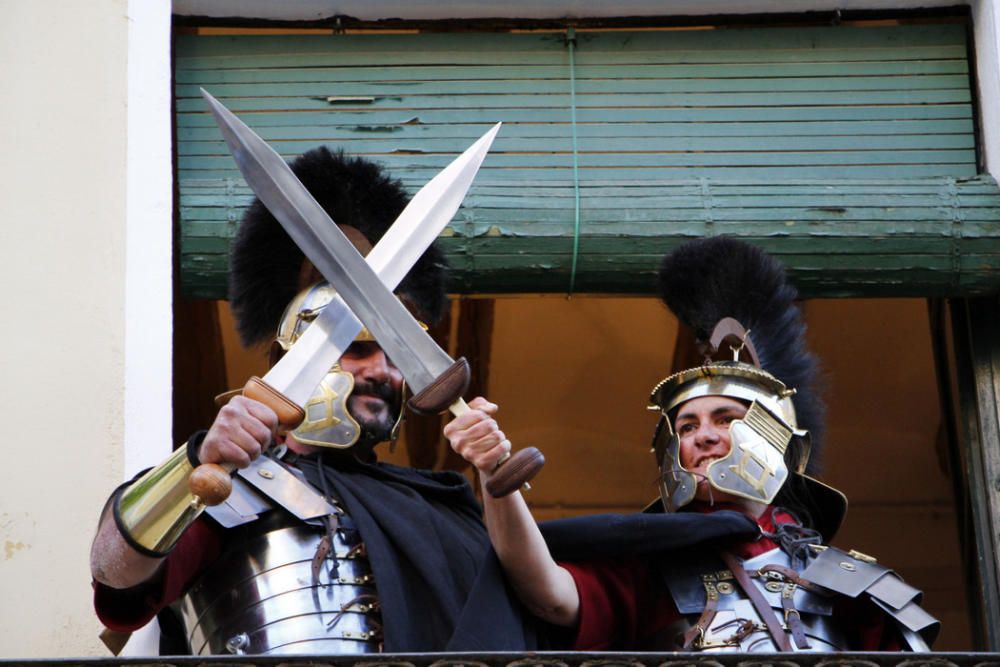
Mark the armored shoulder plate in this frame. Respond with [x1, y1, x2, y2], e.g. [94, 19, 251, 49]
[801, 546, 940, 650]
[205, 456, 339, 528]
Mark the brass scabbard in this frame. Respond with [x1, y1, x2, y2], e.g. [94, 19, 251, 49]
[113, 445, 205, 557]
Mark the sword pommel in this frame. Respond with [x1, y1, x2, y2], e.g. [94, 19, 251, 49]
[407, 357, 472, 415]
[188, 464, 232, 507]
[485, 447, 546, 498]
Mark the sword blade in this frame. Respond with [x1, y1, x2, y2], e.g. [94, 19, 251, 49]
[202, 89, 497, 397]
[261, 122, 500, 405]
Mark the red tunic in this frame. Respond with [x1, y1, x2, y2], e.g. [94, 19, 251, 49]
[561, 504, 898, 651]
[93, 517, 222, 632]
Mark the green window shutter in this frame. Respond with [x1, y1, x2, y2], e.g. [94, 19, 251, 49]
[176, 23, 999, 298]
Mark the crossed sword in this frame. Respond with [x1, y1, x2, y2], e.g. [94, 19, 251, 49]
[188, 90, 544, 504]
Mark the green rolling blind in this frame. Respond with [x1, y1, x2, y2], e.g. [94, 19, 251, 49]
[176, 23, 1000, 298]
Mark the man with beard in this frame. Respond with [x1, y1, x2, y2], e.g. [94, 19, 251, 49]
[89, 148, 535, 656]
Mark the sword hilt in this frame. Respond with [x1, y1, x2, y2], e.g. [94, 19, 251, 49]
[408, 358, 472, 415]
[188, 377, 306, 506]
[449, 397, 546, 498]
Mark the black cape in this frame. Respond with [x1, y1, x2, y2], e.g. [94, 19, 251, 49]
[296, 453, 537, 652]
[539, 509, 760, 561]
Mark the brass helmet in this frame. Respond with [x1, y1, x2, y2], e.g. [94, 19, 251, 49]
[271, 281, 434, 449]
[648, 238, 846, 541]
[228, 147, 448, 450]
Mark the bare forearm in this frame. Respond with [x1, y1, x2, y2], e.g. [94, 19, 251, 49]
[445, 397, 580, 626]
[479, 476, 580, 627]
[90, 507, 164, 589]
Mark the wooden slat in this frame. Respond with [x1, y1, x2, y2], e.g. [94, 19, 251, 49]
[175, 59, 970, 86]
[177, 105, 972, 126]
[176, 23, 986, 299]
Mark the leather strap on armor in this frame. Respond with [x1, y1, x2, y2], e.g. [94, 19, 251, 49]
[780, 581, 810, 649]
[757, 563, 829, 595]
[683, 575, 722, 649]
[719, 550, 793, 651]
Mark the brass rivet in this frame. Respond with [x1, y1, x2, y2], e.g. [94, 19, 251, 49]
[258, 469, 275, 479]
[765, 581, 784, 593]
[717, 582, 735, 595]
[840, 561, 856, 572]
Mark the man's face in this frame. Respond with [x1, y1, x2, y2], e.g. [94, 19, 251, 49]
[339, 341, 404, 444]
[674, 395, 748, 503]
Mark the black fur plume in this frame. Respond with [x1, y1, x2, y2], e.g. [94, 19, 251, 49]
[228, 147, 448, 347]
[657, 236, 825, 468]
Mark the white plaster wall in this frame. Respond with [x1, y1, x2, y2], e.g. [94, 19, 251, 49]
[125, 0, 174, 478]
[0, 0, 172, 658]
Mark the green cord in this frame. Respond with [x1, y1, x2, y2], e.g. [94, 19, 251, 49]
[567, 27, 581, 296]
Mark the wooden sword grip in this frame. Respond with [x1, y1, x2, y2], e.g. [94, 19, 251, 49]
[449, 398, 546, 499]
[242, 376, 306, 431]
[188, 377, 306, 506]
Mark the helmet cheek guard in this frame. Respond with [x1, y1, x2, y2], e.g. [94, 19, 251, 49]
[652, 415, 698, 513]
[704, 401, 792, 505]
[291, 368, 362, 449]
[273, 281, 409, 450]
[650, 361, 806, 512]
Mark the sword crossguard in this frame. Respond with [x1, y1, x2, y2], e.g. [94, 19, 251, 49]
[408, 357, 472, 415]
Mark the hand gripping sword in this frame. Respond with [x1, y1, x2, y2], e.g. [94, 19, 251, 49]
[204, 92, 544, 498]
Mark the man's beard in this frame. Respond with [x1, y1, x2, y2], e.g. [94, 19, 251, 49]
[347, 380, 400, 447]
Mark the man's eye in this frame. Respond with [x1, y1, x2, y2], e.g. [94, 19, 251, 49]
[677, 423, 695, 435]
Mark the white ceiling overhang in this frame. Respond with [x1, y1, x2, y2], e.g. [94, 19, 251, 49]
[171, 0, 968, 22]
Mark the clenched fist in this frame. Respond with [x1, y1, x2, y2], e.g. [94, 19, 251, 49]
[198, 395, 279, 468]
[444, 396, 511, 476]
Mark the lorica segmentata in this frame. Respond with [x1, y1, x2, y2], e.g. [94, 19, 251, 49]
[178, 520, 381, 655]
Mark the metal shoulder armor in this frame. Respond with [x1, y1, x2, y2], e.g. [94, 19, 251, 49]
[801, 546, 940, 650]
[204, 455, 340, 528]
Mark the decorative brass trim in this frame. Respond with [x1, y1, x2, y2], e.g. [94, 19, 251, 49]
[114, 445, 205, 555]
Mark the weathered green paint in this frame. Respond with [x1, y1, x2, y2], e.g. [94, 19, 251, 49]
[176, 23, 990, 299]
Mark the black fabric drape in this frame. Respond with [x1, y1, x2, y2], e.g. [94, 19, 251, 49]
[296, 453, 536, 652]
[539, 510, 760, 561]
